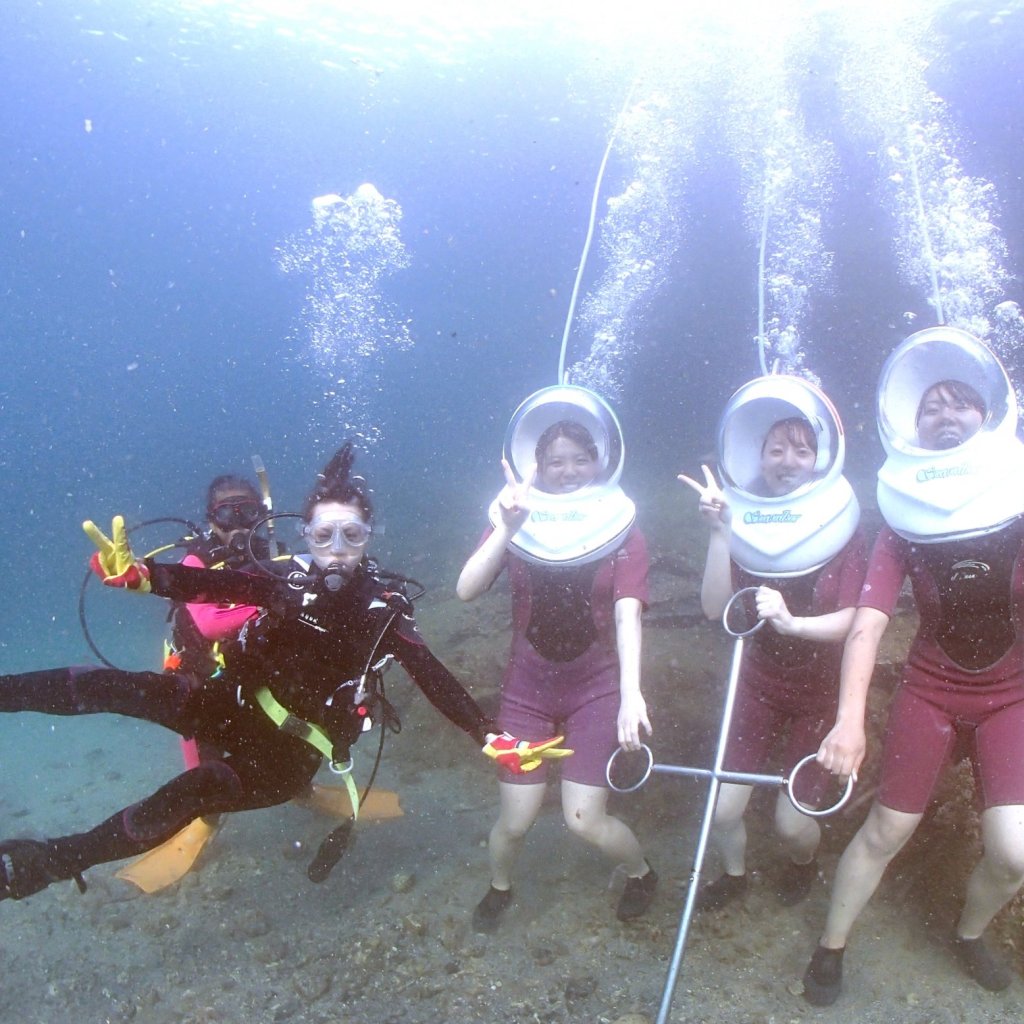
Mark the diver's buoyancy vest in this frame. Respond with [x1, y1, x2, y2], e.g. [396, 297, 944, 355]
[232, 558, 406, 758]
[167, 535, 271, 677]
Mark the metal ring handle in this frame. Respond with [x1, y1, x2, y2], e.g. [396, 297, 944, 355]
[606, 743, 654, 793]
[722, 586, 767, 638]
[786, 753, 855, 817]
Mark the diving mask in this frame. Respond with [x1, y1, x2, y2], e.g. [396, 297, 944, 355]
[303, 518, 372, 550]
[209, 499, 263, 531]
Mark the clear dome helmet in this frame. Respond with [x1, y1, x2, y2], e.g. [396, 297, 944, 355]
[492, 385, 636, 566]
[876, 326, 1024, 541]
[718, 375, 860, 577]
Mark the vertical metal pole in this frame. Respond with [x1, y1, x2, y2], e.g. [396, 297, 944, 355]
[655, 632, 748, 1024]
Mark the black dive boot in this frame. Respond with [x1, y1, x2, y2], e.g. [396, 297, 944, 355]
[0, 839, 86, 902]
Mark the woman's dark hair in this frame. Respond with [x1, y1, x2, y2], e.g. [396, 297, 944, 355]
[535, 420, 599, 466]
[302, 443, 373, 523]
[206, 475, 261, 515]
[915, 380, 987, 424]
[760, 417, 817, 456]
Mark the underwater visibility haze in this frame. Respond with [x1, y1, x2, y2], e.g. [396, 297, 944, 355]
[1, 0, 1024, 1019]
[2, 1, 1023, 586]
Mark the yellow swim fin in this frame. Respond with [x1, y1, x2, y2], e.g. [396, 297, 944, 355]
[296, 783, 403, 820]
[115, 816, 219, 894]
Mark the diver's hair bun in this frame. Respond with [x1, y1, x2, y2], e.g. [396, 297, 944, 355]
[316, 443, 355, 497]
[303, 442, 373, 522]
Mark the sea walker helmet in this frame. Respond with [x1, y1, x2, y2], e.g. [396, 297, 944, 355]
[875, 326, 1024, 542]
[718, 375, 860, 577]
[492, 385, 635, 566]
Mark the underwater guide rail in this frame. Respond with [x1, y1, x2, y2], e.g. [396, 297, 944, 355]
[605, 587, 854, 1024]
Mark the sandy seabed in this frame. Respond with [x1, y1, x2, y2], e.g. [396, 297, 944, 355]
[2, 497, 1023, 1024]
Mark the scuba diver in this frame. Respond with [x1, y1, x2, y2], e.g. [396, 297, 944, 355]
[458, 387, 656, 932]
[803, 328, 1024, 1004]
[169, 473, 271, 761]
[0, 444, 568, 905]
[114, 471, 274, 893]
[679, 379, 866, 912]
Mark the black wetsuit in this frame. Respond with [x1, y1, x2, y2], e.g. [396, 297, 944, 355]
[0, 556, 490, 891]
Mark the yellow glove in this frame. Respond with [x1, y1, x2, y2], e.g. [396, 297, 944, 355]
[482, 732, 574, 774]
[82, 516, 151, 593]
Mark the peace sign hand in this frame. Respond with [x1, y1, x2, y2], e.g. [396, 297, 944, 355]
[82, 515, 152, 592]
[678, 464, 729, 529]
[496, 459, 535, 533]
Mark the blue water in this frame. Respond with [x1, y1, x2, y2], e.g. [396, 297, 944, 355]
[2, 4, 1024, 1020]
[0, 4, 1023, 735]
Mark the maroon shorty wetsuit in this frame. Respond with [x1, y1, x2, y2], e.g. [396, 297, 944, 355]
[722, 530, 868, 805]
[482, 527, 649, 786]
[861, 521, 1024, 813]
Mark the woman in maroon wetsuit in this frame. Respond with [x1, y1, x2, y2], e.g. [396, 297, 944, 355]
[459, 420, 656, 932]
[804, 378, 1024, 1003]
[680, 417, 866, 912]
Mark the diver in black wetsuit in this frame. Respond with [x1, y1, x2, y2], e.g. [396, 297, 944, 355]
[0, 445, 569, 904]
[167, 472, 271, 684]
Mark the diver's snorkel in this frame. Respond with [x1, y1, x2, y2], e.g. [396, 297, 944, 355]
[251, 454, 284, 556]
